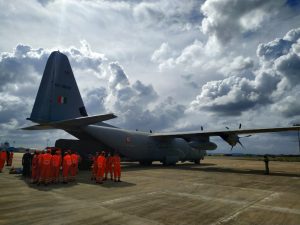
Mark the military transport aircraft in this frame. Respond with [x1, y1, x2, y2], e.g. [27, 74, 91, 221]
[22, 51, 300, 166]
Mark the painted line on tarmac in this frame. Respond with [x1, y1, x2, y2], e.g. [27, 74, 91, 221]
[211, 192, 279, 225]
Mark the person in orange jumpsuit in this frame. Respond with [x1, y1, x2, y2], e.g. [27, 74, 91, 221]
[105, 153, 113, 181]
[91, 152, 99, 180]
[51, 150, 61, 184]
[62, 151, 72, 183]
[7, 151, 13, 166]
[40, 149, 52, 185]
[70, 151, 78, 181]
[76, 152, 81, 174]
[36, 150, 44, 184]
[0, 149, 6, 173]
[31, 151, 39, 183]
[112, 152, 121, 182]
[96, 151, 106, 184]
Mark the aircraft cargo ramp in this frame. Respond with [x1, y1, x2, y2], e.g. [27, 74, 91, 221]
[0, 153, 300, 225]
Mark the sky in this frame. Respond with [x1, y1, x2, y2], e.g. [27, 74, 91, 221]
[1, 0, 300, 154]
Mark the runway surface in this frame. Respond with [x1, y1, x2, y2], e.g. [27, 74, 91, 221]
[1, 154, 300, 225]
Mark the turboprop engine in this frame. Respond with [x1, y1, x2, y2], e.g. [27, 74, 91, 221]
[220, 133, 251, 150]
[221, 124, 252, 150]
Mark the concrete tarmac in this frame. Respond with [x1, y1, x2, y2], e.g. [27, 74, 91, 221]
[1, 154, 300, 225]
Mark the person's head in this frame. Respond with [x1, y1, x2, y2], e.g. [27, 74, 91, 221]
[101, 151, 105, 156]
[25, 149, 29, 153]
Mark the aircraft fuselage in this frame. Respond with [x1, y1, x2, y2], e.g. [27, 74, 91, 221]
[83, 125, 215, 164]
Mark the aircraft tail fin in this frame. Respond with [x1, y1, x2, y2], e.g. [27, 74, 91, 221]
[28, 51, 88, 123]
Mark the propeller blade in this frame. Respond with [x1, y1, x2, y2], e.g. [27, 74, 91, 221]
[230, 145, 233, 151]
[239, 123, 242, 129]
[201, 126, 203, 131]
[237, 140, 245, 149]
[226, 127, 230, 130]
[240, 135, 252, 138]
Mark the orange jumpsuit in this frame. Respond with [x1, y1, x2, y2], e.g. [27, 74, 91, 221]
[70, 153, 78, 181]
[7, 152, 13, 166]
[0, 150, 6, 172]
[40, 152, 52, 184]
[62, 154, 72, 183]
[52, 153, 61, 183]
[37, 153, 43, 182]
[31, 154, 39, 183]
[112, 155, 121, 181]
[96, 155, 106, 183]
[105, 156, 113, 180]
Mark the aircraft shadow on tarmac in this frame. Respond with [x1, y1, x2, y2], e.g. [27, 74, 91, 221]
[121, 162, 216, 171]
[17, 173, 136, 191]
[174, 165, 300, 178]
[122, 162, 300, 178]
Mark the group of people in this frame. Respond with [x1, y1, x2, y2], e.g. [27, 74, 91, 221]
[1, 147, 122, 185]
[0, 149, 14, 172]
[91, 151, 121, 184]
[22, 148, 81, 185]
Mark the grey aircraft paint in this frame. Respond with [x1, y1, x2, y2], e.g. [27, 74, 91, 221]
[23, 51, 300, 166]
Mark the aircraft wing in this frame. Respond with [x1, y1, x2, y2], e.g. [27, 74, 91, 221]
[150, 126, 300, 139]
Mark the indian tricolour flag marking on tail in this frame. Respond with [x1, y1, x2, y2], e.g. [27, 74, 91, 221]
[57, 96, 67, 104]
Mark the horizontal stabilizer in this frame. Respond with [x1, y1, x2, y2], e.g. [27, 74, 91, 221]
[21, 125, 57, 130]
[22, 113, 117, 130]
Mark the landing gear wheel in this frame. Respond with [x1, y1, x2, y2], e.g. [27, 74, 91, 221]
[194, 159, 201, 165]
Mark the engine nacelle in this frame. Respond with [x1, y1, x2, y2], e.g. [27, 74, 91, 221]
[188, 141, 217, 151]
[221, 134, 239, 147]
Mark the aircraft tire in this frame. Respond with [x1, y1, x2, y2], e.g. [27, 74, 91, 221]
[194, 159, 201, 165]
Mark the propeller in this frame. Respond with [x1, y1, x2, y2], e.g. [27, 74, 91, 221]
[224, 124, 252, 150]
[201, 126, 203, 131]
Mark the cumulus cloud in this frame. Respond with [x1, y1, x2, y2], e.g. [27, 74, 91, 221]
[151, 40, 207, 72]
[133, 0, 204, 29]
[272, 92, 300, 117]
[104, 61, 186, 131]
[151, 42, 173, 64]
[201, 0, 286, 45]
[190, 27, 300, 116]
